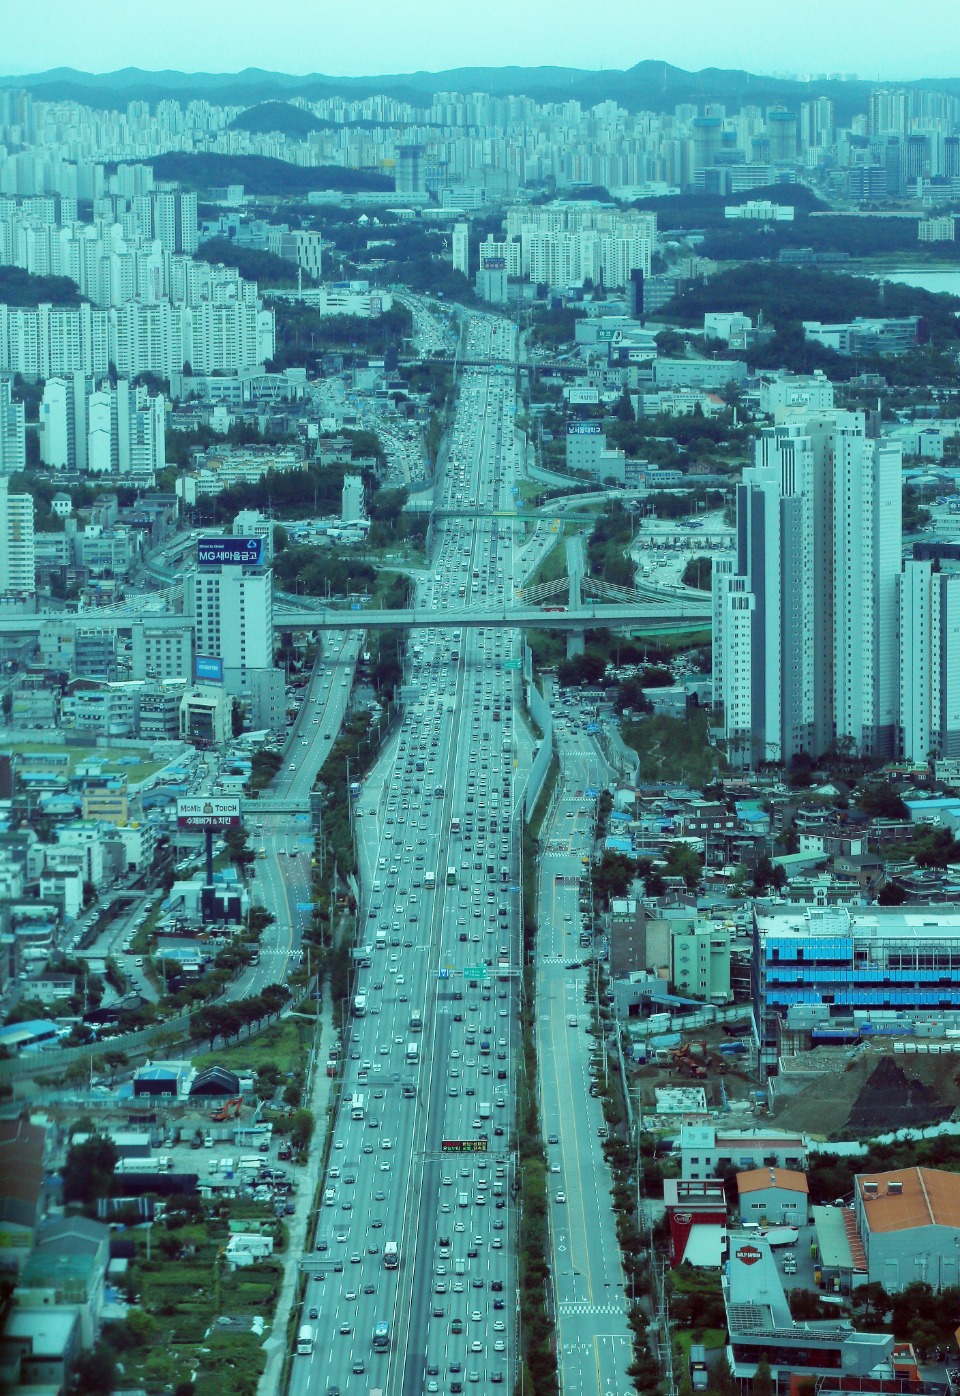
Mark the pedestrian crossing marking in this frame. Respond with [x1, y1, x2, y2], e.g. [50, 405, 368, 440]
[557, 1301, 627, 1316]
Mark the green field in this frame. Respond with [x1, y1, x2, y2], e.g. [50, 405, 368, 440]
[1, 741, 167, 784]
[198, 1017, 317, 1074]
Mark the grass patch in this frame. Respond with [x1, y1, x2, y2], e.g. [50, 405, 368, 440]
[621, 710, 725, 785]
[525, 628, 567, 671]
[526, 526, 573, 590]
[0, 740, 165, 784]
[199, 1017, 316, 1074]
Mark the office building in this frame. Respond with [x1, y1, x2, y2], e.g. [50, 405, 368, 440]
[452, 222, 469, 277]
[714, 413, 902, 766]
[130, 622, 194, 682]
[0, 375, 25, 473]
[187, 560, 281, 732]
[752, 904, 960, 1075]
[899, 560, 960, 762]
[0, 474, 35, 601]
[232, 509, 274, 563]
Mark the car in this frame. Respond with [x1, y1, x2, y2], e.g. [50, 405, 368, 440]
[339, 1322, 351, 1335]
[309, 1306, 319, 1319]
[352, 1359, 365, 1375]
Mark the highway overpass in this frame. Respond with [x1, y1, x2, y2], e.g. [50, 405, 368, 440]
[0, 599, 712, 636]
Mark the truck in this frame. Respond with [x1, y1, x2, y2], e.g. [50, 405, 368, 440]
[297, 1324, 315, 1356]
[374, 929, 387, 950]
[383, 1240, 399, 1270]
[350, 1092, 366, 1120]
[114, 1156, 172, 1174]
[424, 870, 436, 890]
[352, 994, 367, 1018]
[405, 1041, 419, 1065]
[409, 1009, 423, 1033]
[478, 1101, 491, 1119]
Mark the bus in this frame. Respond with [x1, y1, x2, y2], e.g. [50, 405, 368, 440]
[424, 871, 436, 890]
[352, 994, 367, 1018]
[372, 1320, 390, 1352]
[383, 1240, 399, 1269]
[409, 1009, 423, 1033]
[446, 866, 457, 886]
[297, 1324, 315, 1355]
[350, 1093, 366, 1120]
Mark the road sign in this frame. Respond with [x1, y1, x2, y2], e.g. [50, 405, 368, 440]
[464, 965, 487, 980]
[197, 536, 263, 567]
[438, 968, 450, 979]
[296, 903, 313, 912]
[176, 796, 241, 829]
[584, 786, 599, 799]
[441, 1138, 488, 1153]
[504, 658, 521, 671]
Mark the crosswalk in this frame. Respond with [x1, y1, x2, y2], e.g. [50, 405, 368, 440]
[557, 1301, 627, 1316]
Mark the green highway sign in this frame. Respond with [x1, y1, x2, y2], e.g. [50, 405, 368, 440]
[504, 659, 522, 671]
[464, 965, 488, 980]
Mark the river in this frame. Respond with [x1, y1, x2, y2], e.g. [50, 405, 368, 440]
[870, 268, 960, 297]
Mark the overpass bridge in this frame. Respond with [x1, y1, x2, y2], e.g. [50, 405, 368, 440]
[1, 599, 711, 637]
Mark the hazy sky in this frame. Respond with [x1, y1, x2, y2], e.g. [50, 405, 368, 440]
[3, 0, 955, 82]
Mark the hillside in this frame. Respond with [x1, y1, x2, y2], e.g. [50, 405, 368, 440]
[6, 61, 960, 118]
[228, 101, 330, 137]
[147, 152, 392, 195]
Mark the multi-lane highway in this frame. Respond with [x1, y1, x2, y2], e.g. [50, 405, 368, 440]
[291, 314, 524, 1396]
[537, 714, 635, 1396]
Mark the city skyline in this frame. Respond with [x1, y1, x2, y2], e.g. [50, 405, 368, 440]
[3, 0, 958, 84]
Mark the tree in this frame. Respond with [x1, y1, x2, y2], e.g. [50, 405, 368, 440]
[592, 851, 638, 904]
[291, 1108, 315, 1149]
[752, 1356, 774, 1396]
[63, 1135, 117, 1205]
[856, 781, 909, 820]
[663, 843, 703, 890]
[681, 555, 713, 590]
[752, 854, 786, 893]
[71, 1345, 118, 1395]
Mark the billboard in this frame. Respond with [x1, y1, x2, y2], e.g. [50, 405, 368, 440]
[176, 796, 242, 830]
[441, 1138, 489, 1153]
[566, 420, 602, 436]
[195, 655, 224, 684]
[596, 326, 623, 343]
[481, 256, 506, 270]
[197, 537, 263, 567]
[568, 386, 600, 406]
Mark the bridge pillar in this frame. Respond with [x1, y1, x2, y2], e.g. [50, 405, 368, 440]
[566, 629, 585, 658]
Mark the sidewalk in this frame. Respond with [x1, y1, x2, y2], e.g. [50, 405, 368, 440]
[257, 977, 334, 1395]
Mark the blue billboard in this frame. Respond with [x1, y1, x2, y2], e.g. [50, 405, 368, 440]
[566, 421, 602, 436]
[195, 655, 224, 684]
[197, 536, 263, 567]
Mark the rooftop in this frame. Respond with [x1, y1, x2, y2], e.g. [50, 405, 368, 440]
[858, 1167, 960, 1233]
[737, 1167, 809, 1196]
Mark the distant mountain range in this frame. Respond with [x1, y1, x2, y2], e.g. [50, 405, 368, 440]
[3, 62, 959, 118]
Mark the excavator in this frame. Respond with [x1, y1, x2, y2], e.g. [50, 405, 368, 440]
[210, 1096, 243, 1122]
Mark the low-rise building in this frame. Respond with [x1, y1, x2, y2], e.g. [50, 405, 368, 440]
[737, 1166, 809, 1226]
[680, 1124, 809, 1181]
[855, 1166, 960, 1293]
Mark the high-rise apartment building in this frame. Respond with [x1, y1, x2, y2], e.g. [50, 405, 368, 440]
[452, 222, 469, 277]
[151, 191, 198, 254]
[0, 374, 25, 473]
[0, 473, 35, 601]
[899, 561, 960, 762]
[714, 413, 902, 767]
[40, 373, 164, 478]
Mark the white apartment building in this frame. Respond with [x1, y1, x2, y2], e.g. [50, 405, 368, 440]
[758, 370, 835, 417]
[42, 373, 164, 478]
[452, 222, 469, 277]
[900, 560, 960, 762]
[0, 474, 35, 600]
[714, 413, 902, 767]
[1, 299, 274, 380]
[341, 475, 364, 523]
[0, 375, 25, 472]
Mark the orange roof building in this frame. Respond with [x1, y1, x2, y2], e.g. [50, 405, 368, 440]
[737, 1167, 809, 1225]
[855, 1167, 960, 1293]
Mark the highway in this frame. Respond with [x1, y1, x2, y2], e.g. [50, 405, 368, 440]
[233, 629, 364, 1001]
[536, 710, 635, 1396]
[290, 312, 523, 1396]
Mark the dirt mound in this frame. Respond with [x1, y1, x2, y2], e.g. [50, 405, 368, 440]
[845, 1055, 953, 1134]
